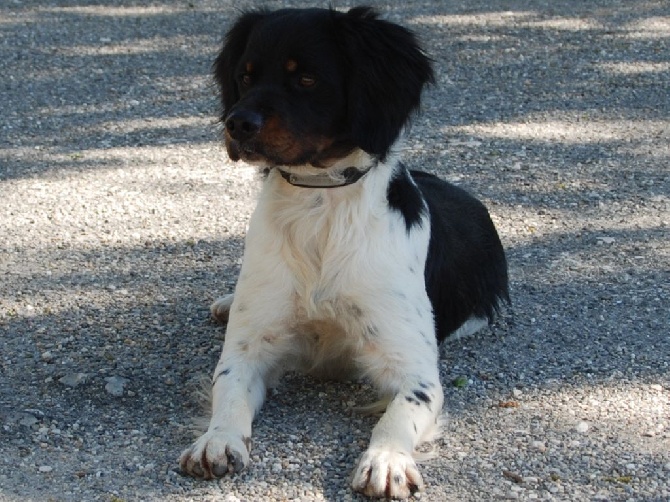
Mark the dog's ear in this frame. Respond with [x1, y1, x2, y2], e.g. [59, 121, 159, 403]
[213, 11, 267, 118]
[337, 7, 435, 159]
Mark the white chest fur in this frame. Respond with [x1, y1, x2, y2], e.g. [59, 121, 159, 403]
[227, 154, 435, 375]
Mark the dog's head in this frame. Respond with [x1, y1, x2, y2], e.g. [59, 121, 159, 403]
[214, 7, 434, 168]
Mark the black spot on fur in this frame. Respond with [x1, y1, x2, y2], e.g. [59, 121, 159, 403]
[412, 170, 510, 341]
[405, 396, 420, 406]
[413, 389, 431, 404]
[387, 164, 426, 233]
[365, 324, 379, 338]
[213, 367, 231, 384]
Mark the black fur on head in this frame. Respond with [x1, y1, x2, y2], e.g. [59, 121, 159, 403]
[213, 7, 434, 164]
[213, 10, 269, 118]
[336, 7, 435, 158]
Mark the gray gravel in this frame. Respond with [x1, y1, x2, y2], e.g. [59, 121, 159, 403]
[1, 1, 668, 501]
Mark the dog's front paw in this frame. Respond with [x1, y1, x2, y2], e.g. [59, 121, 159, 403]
[179, 429, 251, 479]
[351, 447, 424, 499]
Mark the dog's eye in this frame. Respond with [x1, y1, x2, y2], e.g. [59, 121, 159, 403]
[298, 75, 316, 88]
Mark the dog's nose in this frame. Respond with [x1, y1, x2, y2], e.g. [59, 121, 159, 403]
[225, 109, 263, 142]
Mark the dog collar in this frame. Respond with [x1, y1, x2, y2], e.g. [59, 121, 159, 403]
[276, 165, 373, 188]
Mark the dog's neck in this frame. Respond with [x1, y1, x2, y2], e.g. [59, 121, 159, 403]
[276, 165, 374, 188]
[270, 149, 379, 189]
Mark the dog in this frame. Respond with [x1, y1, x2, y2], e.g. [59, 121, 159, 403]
[179, 7, 509, 499]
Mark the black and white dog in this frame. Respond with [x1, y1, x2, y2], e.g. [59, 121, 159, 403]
[180, 7, 509, 499]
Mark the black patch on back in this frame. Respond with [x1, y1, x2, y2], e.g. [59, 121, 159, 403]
[387, 164, 427, 233]
[411, 170, 510, 342]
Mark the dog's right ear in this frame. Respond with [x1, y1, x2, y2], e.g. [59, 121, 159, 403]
[213, 11, 267, 118]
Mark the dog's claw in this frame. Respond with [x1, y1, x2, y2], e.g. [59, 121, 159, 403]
[227, 447, 246, 472]
[190, 463, 204, 478]
[211, 462, 228, 477]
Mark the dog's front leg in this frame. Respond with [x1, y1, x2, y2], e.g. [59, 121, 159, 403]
[179, 343, 261, 477]
[179, 308, 291, 478]
[352, 371, 443, 498]
[351, 313, 443, 498]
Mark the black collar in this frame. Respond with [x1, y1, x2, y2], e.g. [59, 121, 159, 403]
[276, 165, 374, 188]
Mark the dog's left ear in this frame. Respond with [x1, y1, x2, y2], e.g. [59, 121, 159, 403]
[337, 7, 435, 159]
[213, 11, 268, 118]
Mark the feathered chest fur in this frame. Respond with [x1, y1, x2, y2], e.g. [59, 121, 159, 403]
[260, 165, 405, 318]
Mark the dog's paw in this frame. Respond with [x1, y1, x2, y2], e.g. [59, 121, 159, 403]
[351, 447, 424, 499]
[210, 294, 234, 325]
[179, 429, 251, 479]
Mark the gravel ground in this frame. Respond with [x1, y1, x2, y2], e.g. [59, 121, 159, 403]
[1, 1, 668, 501]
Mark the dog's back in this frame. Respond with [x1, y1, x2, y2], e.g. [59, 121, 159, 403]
[412, 170, 509, 340]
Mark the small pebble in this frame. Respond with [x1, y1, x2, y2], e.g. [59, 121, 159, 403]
[38, 466, 53, 473]
[59, 373, 88, 388]
[105, 376, 129, 397]
[575, 422, 589, 434]
[17, 413, 39, 428]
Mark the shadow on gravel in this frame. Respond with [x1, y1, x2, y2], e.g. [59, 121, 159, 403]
[2, 0, 668, 179]
[1, 2, 228, 180]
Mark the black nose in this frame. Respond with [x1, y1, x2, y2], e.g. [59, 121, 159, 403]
[225, 109, 263, 142]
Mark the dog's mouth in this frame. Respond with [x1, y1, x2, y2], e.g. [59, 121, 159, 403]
[225, 138, 265, 163]
[223, 113, 357, 169]
[225, 132, 340, 169]
[225, 135, 298, 166]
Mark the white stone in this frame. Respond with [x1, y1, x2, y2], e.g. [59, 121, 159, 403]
[575, 421, 589, 433]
